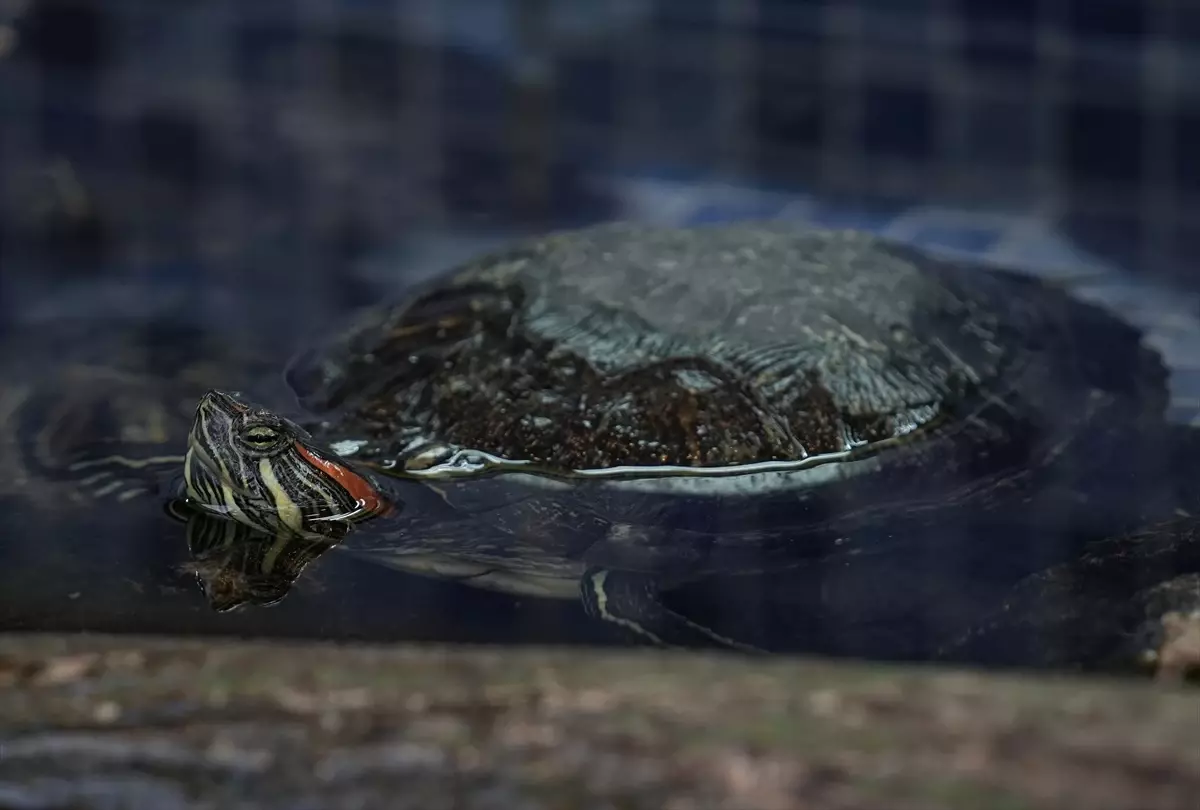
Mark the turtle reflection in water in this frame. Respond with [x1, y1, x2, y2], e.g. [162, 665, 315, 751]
[168, 222, 1198, 669]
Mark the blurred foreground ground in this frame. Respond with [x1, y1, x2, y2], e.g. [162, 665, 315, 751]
[1, 632, 1198, 810]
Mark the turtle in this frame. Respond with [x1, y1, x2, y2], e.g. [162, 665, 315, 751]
[172, 221, 1195, 653]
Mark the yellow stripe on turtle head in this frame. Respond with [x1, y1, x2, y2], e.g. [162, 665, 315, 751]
[258, 456, 306, 535]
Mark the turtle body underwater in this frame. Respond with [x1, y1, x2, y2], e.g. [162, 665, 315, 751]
[170, 221, 1197, 660]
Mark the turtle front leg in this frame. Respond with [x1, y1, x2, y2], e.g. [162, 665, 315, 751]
[579, 567, 764, 653]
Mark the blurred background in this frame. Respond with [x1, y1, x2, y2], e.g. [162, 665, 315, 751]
[5, 1, 1200, 341]
[2, 0, 1200, 663]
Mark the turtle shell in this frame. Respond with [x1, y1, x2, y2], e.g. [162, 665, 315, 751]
[287, 222, 1168, 525]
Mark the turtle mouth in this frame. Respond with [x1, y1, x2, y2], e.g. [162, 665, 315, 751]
[184, 432, 223, 479]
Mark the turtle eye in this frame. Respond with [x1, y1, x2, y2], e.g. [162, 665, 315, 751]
[239, 424, 284, 451]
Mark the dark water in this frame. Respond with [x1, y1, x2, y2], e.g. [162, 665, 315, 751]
[0, 471, 1073, 658]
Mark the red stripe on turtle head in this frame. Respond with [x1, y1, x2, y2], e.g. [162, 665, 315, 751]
[294, 442, 392, 517]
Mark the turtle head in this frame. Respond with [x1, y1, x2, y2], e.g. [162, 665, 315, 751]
[183, 389, 391, 538]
